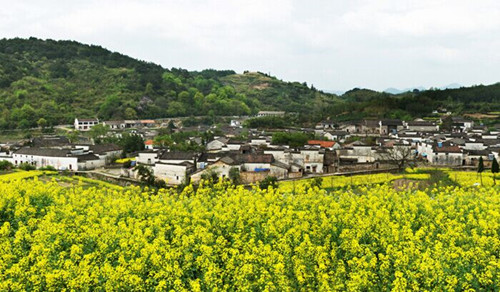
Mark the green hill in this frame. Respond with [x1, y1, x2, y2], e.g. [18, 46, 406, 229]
[0, 37, 499, 130]
[0, 38, 338, 129]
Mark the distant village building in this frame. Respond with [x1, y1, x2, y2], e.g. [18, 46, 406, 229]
[417, 141, 464, 166]
[13, 148, 98, 171]
[379, 119, 404, 135]
[405, 120, 439, 132]
[307, 140, 339, 151]
[315, 120, 336, 130]
[103, 120, 126, 130]
[451, 117, 474, 133]
[152, 151, 197, 185]
[74, 118, 99, 131]
[230, 120, 242, 127]
[323, 131, 349, 141]
[144, 140, 154, 150]
[256, 111, 285, 118]
[11, 143, 122, 171]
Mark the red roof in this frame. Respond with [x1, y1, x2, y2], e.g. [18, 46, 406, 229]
[145, 140, 154, 145]
[307, 140, 336, 148]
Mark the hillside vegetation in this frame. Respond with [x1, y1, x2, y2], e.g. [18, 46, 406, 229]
[0, 37, 499, 130]
[0, 38, 337, 129]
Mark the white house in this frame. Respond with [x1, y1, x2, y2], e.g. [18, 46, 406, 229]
[339, 145, 376, 163]
[12, 145, 113, 171]
[0, 151, 14, 164]
[153, 162, 193, 185]
[74, 118, 99, 131]
[13, 148, 79, 171]
[136, 151, 160, 165]
[418, 142, 463, 165]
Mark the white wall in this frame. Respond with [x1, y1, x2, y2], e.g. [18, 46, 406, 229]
[137, 152, 158, 165]
[13, 154, 78, 171]
[464, 143, 487, 150]
[242, 163, 271, 172]
[226, 144, 241, 151]
[78, 159, 105, 170]
[270, 165, 288, 178]
[153, 163, 188, 185]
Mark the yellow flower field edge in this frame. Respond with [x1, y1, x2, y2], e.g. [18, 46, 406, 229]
[1, 179, 499, 290]
[446, 170, 500, 187]
[57, 175, 124, 191]
[278, 172, 430, 192]
[115, 157, 136, 164]
[0, 170, 57, 182]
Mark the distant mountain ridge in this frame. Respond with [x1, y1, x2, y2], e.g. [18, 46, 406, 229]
[384, 83, 462, 94]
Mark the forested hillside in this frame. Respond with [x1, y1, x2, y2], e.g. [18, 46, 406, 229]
[0, 37, 499, 129]
[0, 38, 337, 129]
[326, 85, 500, 122]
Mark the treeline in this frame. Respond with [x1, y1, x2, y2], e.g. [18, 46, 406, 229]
[325, 86, 500, 123]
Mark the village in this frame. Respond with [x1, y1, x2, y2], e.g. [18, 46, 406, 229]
[1, 110, 499, 186]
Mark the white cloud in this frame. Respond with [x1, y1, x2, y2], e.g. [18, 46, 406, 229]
[0, 0, 499, 91]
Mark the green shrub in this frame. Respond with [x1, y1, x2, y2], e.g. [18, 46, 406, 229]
[18, 163, 36, 171]
[0, 160, 13, 171]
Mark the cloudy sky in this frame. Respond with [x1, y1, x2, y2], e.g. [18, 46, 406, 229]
[1, 0, 499, 91]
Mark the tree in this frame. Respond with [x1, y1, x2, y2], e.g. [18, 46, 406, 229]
[89, 124, 110, 142]
[478, 156, 484, 185]
[134, 165, 155, 185]
[18, 163, 36, 171]
[0, 160, 13, 171]
[491, 157, 499, 185]
[229, 167, 241, 185]
[37, 118, 47, 129]
[271, 132, 310, 148]
[120, 133, 145, 154]
[124, 108, 138, 119]
[201, 168, 219, 184]
[154, 135, 173, 148]
[259, 176, 278, 190]
[167, 120, 176, 132]
[66, 130, 80, 143]
[379, 144, 414, 171]
[441, 115, 453, 132]
[99, 96, 121, 119]
[310, 177, 323, 189]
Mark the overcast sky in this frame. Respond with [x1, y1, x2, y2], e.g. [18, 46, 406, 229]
[1, 0, 499, 91]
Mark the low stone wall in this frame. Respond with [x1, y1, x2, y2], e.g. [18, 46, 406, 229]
[337, 162, 394, 173]
[75, 171, 142, 187]
[240, 171, 270, 184]
[288, 172, 303, 179]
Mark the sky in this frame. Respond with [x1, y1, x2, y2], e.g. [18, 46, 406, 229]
[1, 0, 499, 92]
